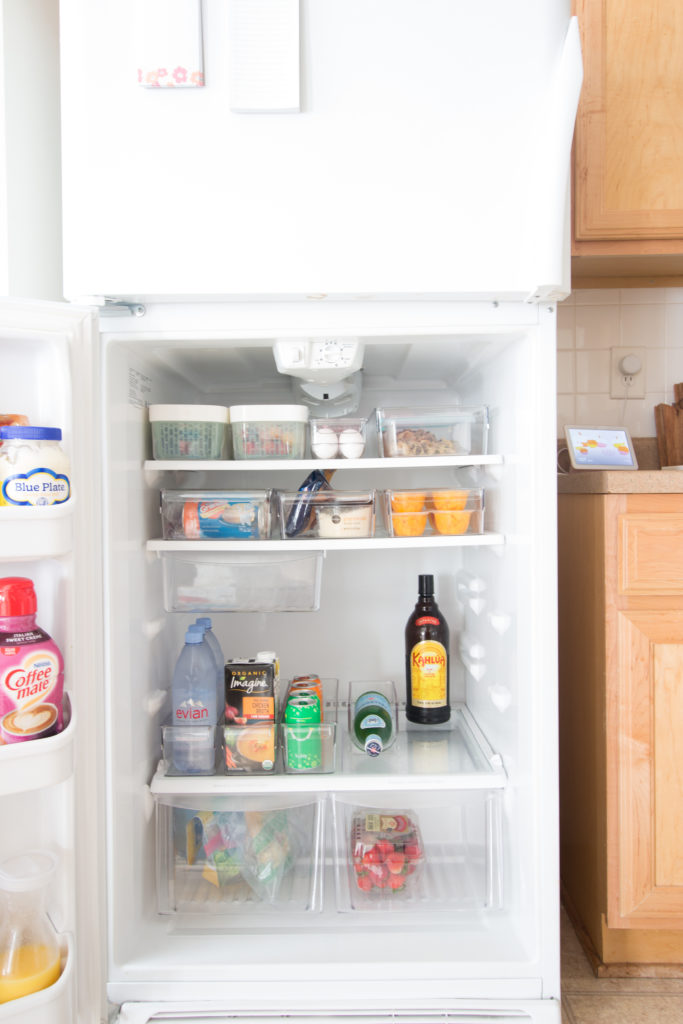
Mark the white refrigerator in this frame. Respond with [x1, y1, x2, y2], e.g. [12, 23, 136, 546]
[0, 3, 582, 1022]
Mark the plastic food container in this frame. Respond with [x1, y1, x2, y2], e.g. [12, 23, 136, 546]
[155, 795, 325, 914]
[349, 808, 424, 900]
[376, 406, 489, 458]
[383, 488, 484, 537]
[281, 678, 338, 774]
[149, 405, 230, 460]
[278, 490, 376, 539]
[160, 490, 272, 540]
[309, 418, 368, 459]
[229, 405, 309, 460]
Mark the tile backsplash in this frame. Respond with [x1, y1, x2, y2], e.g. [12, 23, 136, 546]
[557, 288, 683, 439]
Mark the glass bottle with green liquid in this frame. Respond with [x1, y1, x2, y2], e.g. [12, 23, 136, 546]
[352, 688, 396, 757]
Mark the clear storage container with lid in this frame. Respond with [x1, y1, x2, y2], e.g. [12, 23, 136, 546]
[0, 850, 61, 1004]
[229, 405, 309, 460]
[0, 427, 70, 507]
[148, 405, 230, 460]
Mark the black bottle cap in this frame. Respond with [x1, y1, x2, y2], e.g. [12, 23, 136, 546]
[418, 574, 434, 597]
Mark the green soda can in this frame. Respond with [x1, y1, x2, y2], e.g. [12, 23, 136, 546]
[284, 695, 322, 771]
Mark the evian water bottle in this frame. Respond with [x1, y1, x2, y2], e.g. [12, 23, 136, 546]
[168, 629, 217, 773]
[0, 578, 64, 745]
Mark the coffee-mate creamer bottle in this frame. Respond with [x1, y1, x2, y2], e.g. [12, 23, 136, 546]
[0, 578, 64, 745]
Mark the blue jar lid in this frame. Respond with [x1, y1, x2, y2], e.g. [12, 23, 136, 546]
[0, 426, 62, 441]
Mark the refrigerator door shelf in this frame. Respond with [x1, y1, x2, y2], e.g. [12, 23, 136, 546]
[0, 932, 73, 1024]
[0, 695, 75, 797]
[149, 704, 506, 797]
[0, 497, 75, 560]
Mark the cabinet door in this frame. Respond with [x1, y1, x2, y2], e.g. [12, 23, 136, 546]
[574, 0, 683, 243]
[608, 507, 683, 936]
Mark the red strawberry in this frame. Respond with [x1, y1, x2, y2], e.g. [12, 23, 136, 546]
[388, 873, 406, 891]
[375, 839, 394, 861]
[385, 851, 406, 874]
[404, 842, 422, 861]
[365, 862, 389, 887]
[356, 873, 373, 891]
[362, 847, 382, 865]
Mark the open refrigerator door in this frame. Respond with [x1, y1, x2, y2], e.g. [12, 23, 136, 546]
[0, 299, 107, 1024]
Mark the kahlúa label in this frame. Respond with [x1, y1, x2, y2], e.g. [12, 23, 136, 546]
[409, 639, 447, 709]
[1, 469, 70, 506]
[0, 628, 64, 744]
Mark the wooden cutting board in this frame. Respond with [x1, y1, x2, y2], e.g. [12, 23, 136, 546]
[655, 383, 683, 467]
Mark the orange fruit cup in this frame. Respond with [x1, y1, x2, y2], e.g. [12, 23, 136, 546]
[392, 512, 428, 536]
[431, 510, 472, 535]
[390, 492, 426, 513]
[431, 490, 468, 511]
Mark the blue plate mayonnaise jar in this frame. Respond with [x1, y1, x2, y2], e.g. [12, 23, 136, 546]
[0, 427, 70, 506]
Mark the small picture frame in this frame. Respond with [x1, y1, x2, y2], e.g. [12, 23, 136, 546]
[564, 425, 638, 471]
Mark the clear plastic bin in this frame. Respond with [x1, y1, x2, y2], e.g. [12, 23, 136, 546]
[149, 404, 230, 460]
[309, 417, 368, 459]
[376, 406, 489, 458]
[278, 490, 375, 539]
[160, 490, 272, 540]
[229, 404, 308, 460]
[156, 794, 325, 915]
[161, 724, 218, 776]
[160, 550, 324, 612]
[333, 791, 503, 913]
[382, 488, 484, 537]
[281, 678, 338, 774]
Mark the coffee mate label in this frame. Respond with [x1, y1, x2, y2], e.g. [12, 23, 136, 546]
[410, 639, 448, 709]
[0, 628, 64, 744]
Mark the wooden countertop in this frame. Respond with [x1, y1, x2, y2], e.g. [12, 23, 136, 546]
[558, 468, 683, 494]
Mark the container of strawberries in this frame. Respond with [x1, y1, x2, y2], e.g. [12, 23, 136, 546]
[350, 809, 424, 899]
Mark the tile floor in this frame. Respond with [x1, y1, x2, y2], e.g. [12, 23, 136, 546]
[560, 907, 683, 1023]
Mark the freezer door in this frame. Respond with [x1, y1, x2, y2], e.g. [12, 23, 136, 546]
[59, 1, 581, 302]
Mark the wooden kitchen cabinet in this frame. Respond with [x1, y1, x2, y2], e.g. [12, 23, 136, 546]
[559, 492, 683, 974]
[571, 1, 683, 287]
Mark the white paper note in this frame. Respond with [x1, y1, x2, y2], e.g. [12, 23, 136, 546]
[138, 0, 204, 88]
[227, 0, 300, 113]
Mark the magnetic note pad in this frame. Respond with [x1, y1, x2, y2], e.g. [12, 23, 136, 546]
[138, 0, 204, 88]
[227, 0, 301, 112]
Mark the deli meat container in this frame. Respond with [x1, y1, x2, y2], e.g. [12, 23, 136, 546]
[376, 406, 489, 457]
[160, 490, 272, 540]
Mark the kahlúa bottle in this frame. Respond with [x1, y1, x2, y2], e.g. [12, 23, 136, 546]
[405, 574, 450, 724]
[0, 578, 64, 744]
[352, 690, 395, 756]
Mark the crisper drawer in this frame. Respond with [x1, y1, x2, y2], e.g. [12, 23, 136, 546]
[155, 793, 325, 916]
[332, 791, 503, 913]
[160, 550, 324, 612]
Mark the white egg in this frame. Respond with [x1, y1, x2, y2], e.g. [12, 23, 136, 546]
[311, 427, 339, 459]
[339, 428, 365, 459]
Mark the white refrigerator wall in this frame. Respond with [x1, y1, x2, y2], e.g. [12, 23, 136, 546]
[59, 0, 578, 301]
[98, 300, 559, 1011]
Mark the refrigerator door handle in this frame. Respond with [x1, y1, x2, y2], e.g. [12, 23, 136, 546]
[524, 15, 584, 303]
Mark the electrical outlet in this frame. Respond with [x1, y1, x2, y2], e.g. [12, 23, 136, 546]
[610, 347, 646, 399]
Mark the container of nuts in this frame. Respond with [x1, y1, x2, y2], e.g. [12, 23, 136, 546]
[375, 406, 489, 458]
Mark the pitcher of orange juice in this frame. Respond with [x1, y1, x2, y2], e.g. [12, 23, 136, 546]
[0, 850, 61, 1003]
